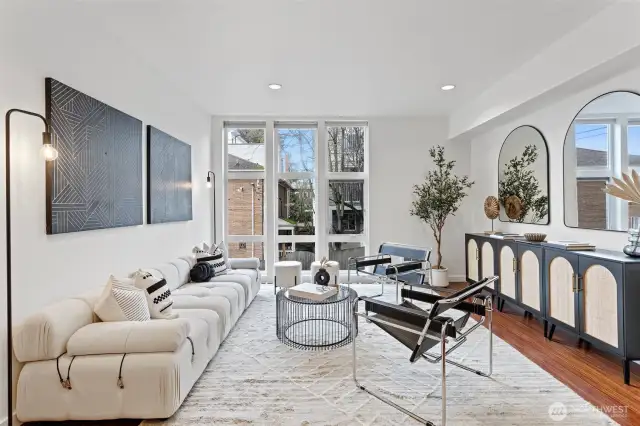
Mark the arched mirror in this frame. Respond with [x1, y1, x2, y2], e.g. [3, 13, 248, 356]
[498, 125, 550, 224]
[563, 91, 640, 231]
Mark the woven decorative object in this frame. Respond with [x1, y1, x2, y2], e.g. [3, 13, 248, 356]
[484, 196, 500, 220]
[524, 233, 547, 242]
[505, 195, 523, 220]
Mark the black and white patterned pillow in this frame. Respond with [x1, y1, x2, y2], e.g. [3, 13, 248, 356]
[133, 270, 177, 319]
[193, 245, 227, 276]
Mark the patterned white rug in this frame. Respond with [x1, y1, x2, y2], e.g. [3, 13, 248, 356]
[144, 284, 617, 425]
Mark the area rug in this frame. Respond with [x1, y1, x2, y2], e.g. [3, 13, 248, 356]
[144, 284, 616, 425]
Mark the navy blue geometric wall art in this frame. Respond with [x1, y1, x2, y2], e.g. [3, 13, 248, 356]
[146, 126, 192, 224]
[45, 78, 143, 234]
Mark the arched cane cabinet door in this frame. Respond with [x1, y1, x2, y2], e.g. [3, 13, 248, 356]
[467, 239, 479, 281]
[520, 250, 541, 311]
[499, 245, 516, 299]
[582, 264, 619, 348]
[481, 242, 495, 289]
[548, 256, 576, 328]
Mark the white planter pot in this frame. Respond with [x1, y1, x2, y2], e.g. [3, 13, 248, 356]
[431, 268, 449, 287]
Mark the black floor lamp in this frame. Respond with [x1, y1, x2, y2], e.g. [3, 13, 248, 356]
[5, 109, 58, 423]
[206, 171, 216, 242]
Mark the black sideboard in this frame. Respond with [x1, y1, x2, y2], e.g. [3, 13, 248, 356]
[465, 232, 640, 385]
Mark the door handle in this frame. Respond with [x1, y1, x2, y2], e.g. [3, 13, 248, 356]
[572, 273, 576, 293]
[476, 248, 479, 260]
[512, 258, 516, 273]
[576, 274, 582, 292]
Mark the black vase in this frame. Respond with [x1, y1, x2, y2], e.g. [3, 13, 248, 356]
[314, 268, 331, 286]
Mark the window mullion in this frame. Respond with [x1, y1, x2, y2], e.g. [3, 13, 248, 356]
[317, 120, 328, 260]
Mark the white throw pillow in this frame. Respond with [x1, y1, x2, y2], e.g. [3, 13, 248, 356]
[132, 270, 178, 320]
[204, 241, 231, 269]
[94, 276, 151, 322]
[193, 244, 227, 276]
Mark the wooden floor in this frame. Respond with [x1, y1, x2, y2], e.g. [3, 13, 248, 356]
[26, 285, 640, 426]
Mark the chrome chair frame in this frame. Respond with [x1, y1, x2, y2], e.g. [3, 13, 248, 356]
[352, 276, 497, 426]
[347, 242, 432, 300]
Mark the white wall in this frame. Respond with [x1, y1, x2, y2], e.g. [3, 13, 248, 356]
[0, 3, 212, 422]
[469, 65, 640, 249]
[368, 117, 471, 280]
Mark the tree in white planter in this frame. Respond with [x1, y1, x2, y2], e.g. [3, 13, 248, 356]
[411, 146, 474, 286]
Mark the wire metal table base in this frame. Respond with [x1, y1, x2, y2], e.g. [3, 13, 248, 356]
[276, 286, 358, 350]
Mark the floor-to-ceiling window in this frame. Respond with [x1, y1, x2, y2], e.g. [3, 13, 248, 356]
[223, 120, 369, 279]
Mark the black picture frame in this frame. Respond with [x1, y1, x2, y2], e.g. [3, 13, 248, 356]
[146, 125, 193, 224]
[497, 124, 550, 225]
[45, 78, 143, 234]
[562, 90, 640, 232]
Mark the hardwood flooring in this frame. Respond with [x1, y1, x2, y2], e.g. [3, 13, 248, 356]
[25, 285, 640, 426]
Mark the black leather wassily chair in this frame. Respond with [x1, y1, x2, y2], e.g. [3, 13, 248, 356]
[347, 242, 431, 300]
[352, 276, 498, 426]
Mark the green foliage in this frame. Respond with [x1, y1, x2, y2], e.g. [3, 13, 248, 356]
[498, 145, 548, 223]
[411, 146, 474, 269]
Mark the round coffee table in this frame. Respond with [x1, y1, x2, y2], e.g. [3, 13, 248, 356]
[276, 286, 358, 350]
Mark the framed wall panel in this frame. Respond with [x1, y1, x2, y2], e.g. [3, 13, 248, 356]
[45, 78, 143, 234]
[146, 125, 192, 224]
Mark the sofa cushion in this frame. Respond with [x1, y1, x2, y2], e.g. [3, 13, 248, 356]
[149, 263, 181, 291]
[94, 276, 151, 322]
[180, 255, 197, 268]
[173, 296, 232, 338]
[209, 273, 252, 308]
[170, 258, 192, 286]
[13, 299, 94, 362]
[228, 258, 260, 270]
[67, 319, 191, 356]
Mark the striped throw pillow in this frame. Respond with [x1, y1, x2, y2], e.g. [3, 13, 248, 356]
[133, 270, 177, 319]
[193, 245, 227, 276]
[94, 276, 151, 322]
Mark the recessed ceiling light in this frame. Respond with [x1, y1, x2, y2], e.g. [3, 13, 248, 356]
[441, 84, 456, 91]
[268, 83, 282, 90]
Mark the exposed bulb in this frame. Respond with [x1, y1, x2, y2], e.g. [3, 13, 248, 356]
[40, 144, 59, 161]
[206, 180, 212, 189]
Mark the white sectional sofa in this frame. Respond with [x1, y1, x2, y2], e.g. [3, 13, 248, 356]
[11, 255, 261, 423]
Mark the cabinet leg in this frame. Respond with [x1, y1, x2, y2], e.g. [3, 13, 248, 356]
[624, 359, 631, 385]
[543, 320, 548, 339]
[578, 338, 582, 348]
[548, 324, 556, 341]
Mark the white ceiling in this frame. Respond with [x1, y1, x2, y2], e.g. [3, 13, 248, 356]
[81, 0, 611, 117]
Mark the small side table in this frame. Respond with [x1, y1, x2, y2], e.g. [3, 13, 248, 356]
[276, 286, 358, 350]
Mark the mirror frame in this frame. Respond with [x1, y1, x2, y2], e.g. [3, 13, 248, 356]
[562, 90, 640, 232]
[497, 124, 550, 225]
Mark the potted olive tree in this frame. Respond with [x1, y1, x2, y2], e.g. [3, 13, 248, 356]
[411, 146, 474, 287]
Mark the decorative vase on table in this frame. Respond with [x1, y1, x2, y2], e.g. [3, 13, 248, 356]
[314, 257, 332, 286]
[602, 172, 640, 257]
